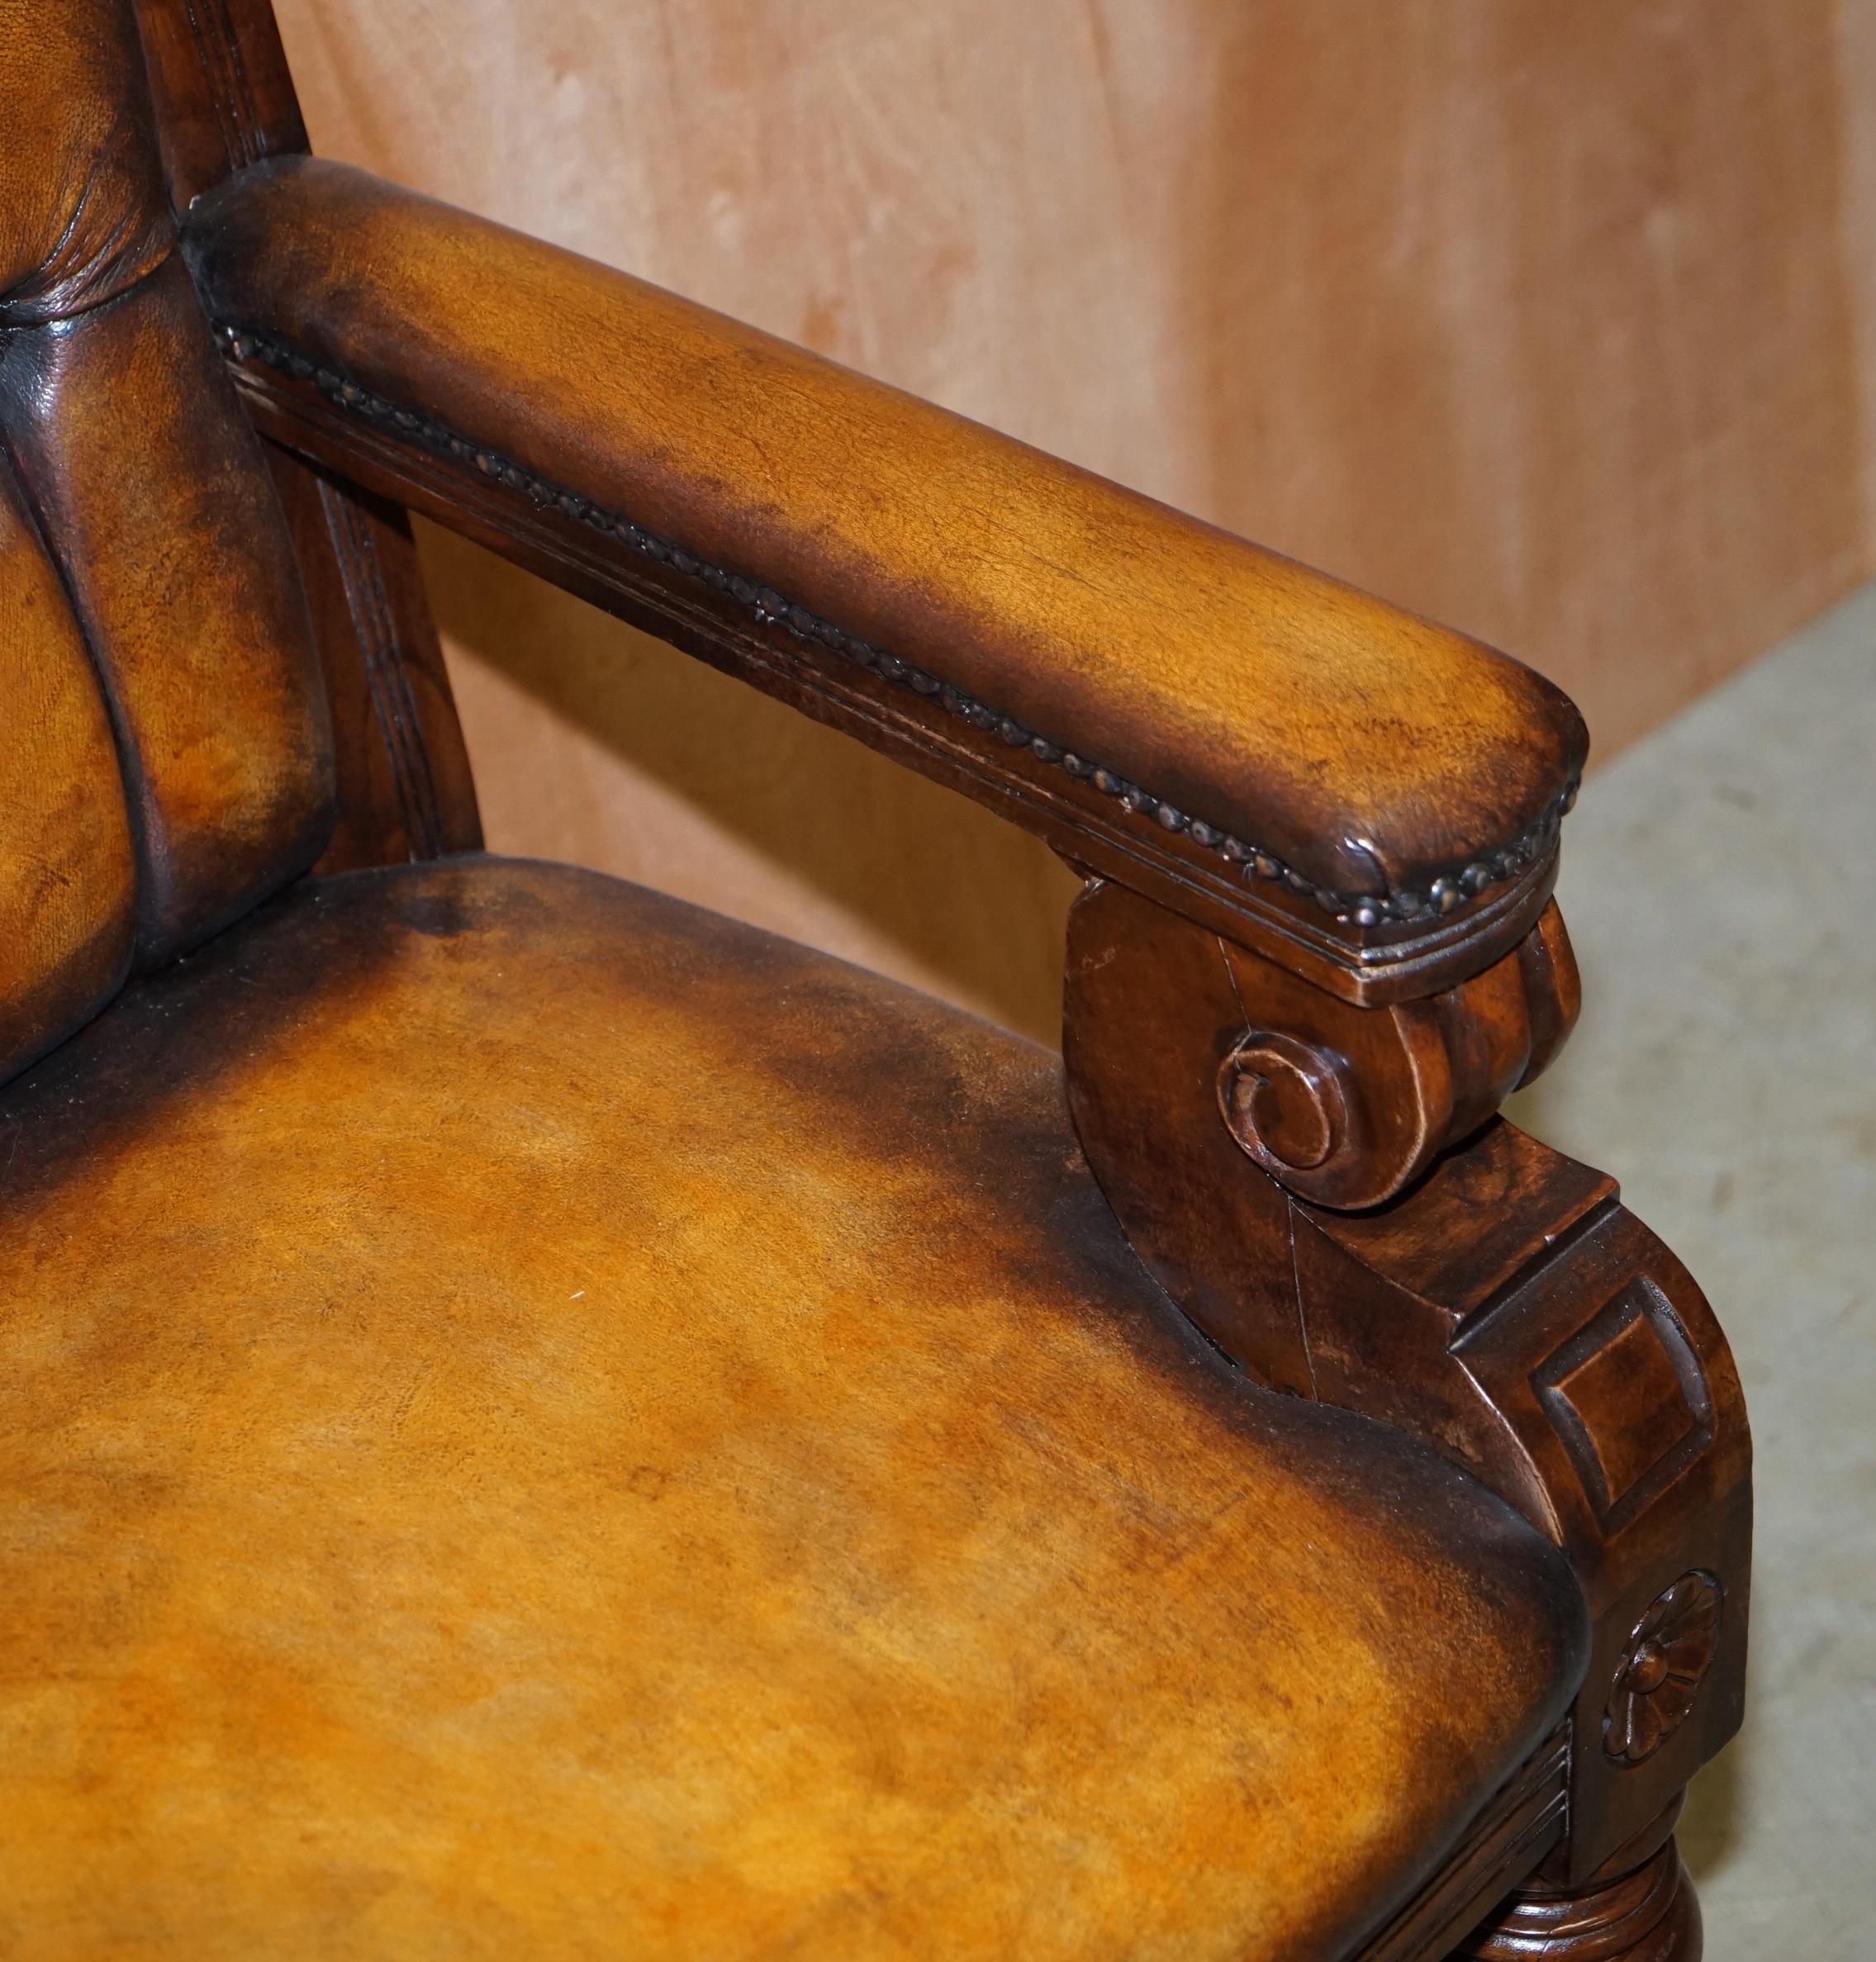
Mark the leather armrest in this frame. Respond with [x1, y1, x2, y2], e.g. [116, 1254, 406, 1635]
[183, 155, 1585, 1001]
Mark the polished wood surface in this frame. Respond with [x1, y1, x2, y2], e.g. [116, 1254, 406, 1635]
[1459, 1798, 1703, 1960]
[268, 0, 1869, 1040]
[0, 857, 1587, 1959]
[1061, 882, 1749, 1887]
[272, 465, 483, 875]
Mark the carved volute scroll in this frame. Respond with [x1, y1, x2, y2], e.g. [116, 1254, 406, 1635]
[1209, 896, 1579, 1207]
[1062, 877, 1750, 1884]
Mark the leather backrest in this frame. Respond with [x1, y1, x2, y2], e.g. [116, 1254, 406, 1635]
[0, 0, 334, 1085]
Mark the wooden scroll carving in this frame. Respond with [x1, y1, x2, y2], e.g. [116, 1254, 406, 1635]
[1062, 878, 1750, 1888]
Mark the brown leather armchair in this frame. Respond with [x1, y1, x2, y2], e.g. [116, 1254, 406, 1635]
[0, 4, 1748, 1956]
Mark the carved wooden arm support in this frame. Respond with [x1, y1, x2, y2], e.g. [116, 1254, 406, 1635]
[1065, 880, 1750, 1885]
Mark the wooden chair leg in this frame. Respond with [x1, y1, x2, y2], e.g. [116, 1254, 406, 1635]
[1456, 1811, 1701, 1960]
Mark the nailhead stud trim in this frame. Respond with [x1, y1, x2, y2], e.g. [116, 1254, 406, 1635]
[217, 321, 1576, 927]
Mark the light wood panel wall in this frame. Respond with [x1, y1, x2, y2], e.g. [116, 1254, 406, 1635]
[274, 0, 1874, 1043]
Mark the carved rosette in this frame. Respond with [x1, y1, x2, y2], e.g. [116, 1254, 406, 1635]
[1603, 1572, 1722, 1767]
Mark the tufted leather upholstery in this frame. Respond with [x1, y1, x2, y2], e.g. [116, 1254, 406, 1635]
[0, 0, 331, 1085]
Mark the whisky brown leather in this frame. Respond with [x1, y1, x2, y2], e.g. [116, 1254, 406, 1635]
[182, 156, 1589, 914]
[2, 254, 336, 962]
[0, 0, 333, 989]
[0, 0, 170, 328]
[0, 857, 1589, 1962]
[0, 458, 135, 1083]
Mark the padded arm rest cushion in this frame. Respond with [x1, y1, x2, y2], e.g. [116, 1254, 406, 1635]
[183, 157, 1585, 987]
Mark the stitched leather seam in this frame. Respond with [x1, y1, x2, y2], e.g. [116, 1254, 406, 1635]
[215, 321, 1577, 926]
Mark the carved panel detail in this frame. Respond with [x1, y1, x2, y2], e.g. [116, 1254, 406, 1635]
[1533, 1277, 1712, 1532]
[1217, 1030, 1352, 1176]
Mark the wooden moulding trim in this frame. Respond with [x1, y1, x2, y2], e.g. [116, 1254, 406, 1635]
[311, 473, 449, 860]
[1349, 1723, 1571, 1962]
[211, 321, 1573, 996]
[174, 0, 270, 170]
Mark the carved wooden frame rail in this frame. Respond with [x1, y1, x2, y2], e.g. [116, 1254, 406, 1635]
[133, 3, 1750, 1957]
[1350, 1726, 1570, 1962]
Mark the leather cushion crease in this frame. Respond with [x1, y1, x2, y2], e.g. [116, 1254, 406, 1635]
[0, 858, 1589, 1962]
[0, 455, 136, 1084]
[0, 0, 170, 326]
[182, 154, 1589, 905]
[0, 0, 334, 1019]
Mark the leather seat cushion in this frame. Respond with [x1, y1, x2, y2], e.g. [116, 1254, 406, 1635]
[0, 857, 1586, 1960]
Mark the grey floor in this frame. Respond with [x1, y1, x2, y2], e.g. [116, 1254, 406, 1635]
[1504, 585, 1876, 1959]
